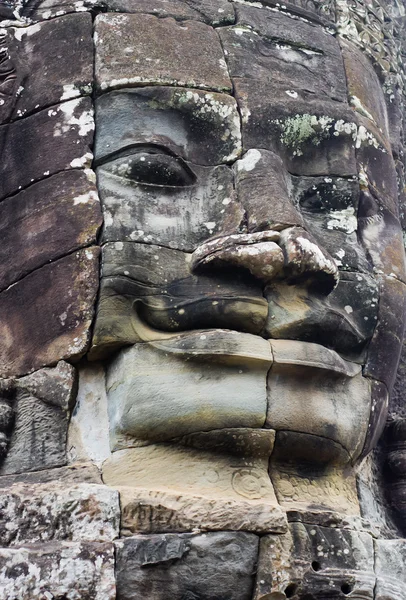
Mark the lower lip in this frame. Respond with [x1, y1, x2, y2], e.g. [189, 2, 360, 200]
[149, 329, 361, 377]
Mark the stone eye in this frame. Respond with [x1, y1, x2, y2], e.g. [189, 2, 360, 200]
[299, 182, 353, 213]
[107, 152, 196, 187]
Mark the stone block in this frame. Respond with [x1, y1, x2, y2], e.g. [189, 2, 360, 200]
[234, 149, 304, 232]
[103, 442, 287, 535]
[94, 87, 241, 166]
[265, 271, 379, 360]
[97, 0, 235, 25]
[224, 5, 347, 101]
[233, 77, 357, 176]
[97, 160, 243, 251]
[0, 97, 94, 200]
[267, 340, 371, 459]
[0, 13, 93, 124]
[358, 189, 406, 282]
[15, 0, 98, 21]
[0, 541, 115, 600]
[360, 379, 389, 459]
[0, 463, 102, 487]
[0, 170, 102, 291]
[364, 275, 406, 393]
[105, 339, 270, 443]
[269, 430, 360, 515]
[0, 248, 99, 378]
[0, 361, 76, 475]
[291, 173, 372, 273]
[94, 13, 231, 93]
[68, 363, 111, 464]
[115, 532, 258, 600]
[254, 524, 375, 599]
[341, 38, 390, 140]
[375, 539, 406, 600]
[0, 482, 119, 546]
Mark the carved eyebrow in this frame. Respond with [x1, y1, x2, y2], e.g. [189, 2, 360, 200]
[94, 143, 182, 168]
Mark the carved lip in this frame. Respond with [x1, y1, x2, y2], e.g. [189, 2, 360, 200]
[131, 306, 361, 376]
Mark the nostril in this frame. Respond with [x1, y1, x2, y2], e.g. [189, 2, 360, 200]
[191, 231, 284, 283]
[278, 227, 338, 294]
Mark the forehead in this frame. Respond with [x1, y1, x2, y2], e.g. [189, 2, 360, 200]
[92, 6, 393, 197]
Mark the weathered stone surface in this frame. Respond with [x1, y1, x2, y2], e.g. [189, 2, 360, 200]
[270, 339, 361, 377]
[0, 462, 102, 487]
[270, 430, 360, 514]
[357, 451, 393, 531]
[219, 6, 357, 176]
[357, 143, 399, 216]
[98, 0, 235, 25]
[0, 13, 93, 124]
[358, 189, 406, 282]
[176, 428, 275, 457]
[291, 173, 373, 273]
[0, 248, 99, 378]
[103, 443, 287, 534]
[233, 76, 358, 176]
[375, 539, 406, 599]
[382, 419, 406, 527]
[94, 13, 231, 93]
[92, 241, 268, 358]
[105, 339, 270, 444]
[115, 532, 258, 600]
[0, 541, 115, 600]
[225, 4, 347, 102]
[341, 38, 390, 140]
[261, 0, 336, 23]
[117, 485, 287, 535]
[94, 87, 241, 166]
[0, 169, 101, 291]
[97, 160, 243, 250]
[360, 379, 389, 459]
[0, 97, 94, 200]
[254, 524, 375, 599]
[116, 532, 258, 600]
[234, 149, 304, 232]
[0, 361, 76, 475]
[265, 271, 379, 360]
[267, 349, 370, 458]
[0, 482, 119, 545]
[12, 0, 98, 22]
[68, 363, 111, 464]
[364, 276, 406, 393]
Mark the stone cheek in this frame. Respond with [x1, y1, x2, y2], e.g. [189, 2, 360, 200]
[0, 248, 100, 378]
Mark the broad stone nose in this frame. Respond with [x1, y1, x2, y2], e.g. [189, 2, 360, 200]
[234, 149, 304, 233]
[192, 148, 338, 293]
[191, 228, 338, 293]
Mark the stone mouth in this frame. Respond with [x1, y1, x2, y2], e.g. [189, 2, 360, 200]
[131, 302, 361, 376]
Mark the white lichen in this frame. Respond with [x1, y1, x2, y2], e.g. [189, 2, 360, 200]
[327, 206, 358, 234]
[236, 149, 262, 172]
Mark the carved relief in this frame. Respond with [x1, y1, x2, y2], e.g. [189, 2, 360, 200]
[0, 0, 406, 597]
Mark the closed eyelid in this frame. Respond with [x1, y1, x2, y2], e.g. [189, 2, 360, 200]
[94, 142, 184, 168]
[98, 147, 197, 188]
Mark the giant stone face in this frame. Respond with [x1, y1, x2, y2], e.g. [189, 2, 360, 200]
[1, 0, 406, 598]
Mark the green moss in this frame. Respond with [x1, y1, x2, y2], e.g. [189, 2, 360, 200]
[274, 113, 334, 156]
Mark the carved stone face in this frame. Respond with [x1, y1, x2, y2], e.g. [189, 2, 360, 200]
[84, 3, 406, 518]
[2, 1, 406, 597]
